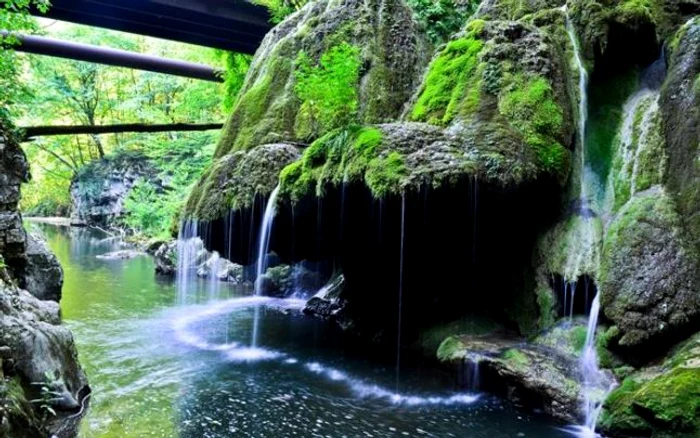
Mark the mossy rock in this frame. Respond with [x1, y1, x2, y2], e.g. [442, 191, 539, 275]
[279, 117, 570, 201]
[477, 0, 567, 22]
[660, 17, 700, 248]
[214, 0, 428, 156]
[600, 332, 700, 436]
[408, 19, 575, 183]
[184, 144, 300, 220]
[435, 332, 583, 422]
[599, 187, 700, 348]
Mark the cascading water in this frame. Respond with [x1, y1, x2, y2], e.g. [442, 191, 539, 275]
[564, 10, 615, 436]
[177, 220, 204, 305]
[252, 184, 281, 348]
[254, 184, 281, 296]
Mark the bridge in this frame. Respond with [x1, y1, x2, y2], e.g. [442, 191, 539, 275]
[14, 0, 275, 139]
[31, 0, 274, 54]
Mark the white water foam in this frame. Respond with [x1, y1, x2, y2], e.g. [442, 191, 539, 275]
[172, 297, 480, 407]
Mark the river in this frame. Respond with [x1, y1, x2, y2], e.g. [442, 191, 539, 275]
[31, 223, 569, 438]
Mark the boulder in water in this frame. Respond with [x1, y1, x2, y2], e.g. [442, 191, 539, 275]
[96, 249, 147, 260]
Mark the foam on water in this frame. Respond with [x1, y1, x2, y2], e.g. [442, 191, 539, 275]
[172, 297, 480, 408]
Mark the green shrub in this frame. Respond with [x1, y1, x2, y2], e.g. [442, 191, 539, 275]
[294, 42, 362, 140]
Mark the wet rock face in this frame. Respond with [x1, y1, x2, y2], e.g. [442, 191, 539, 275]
[437, 329, 584, 423]
[21, 233, 64, 301]
[0, 277, 89, 436]
[70, 152, 163, 227]
[185, 143, 301, 221]
[600, 332, 700, 437]
[600, 188, 700, 348]
[0, 132, 29, 266]
[154, 241, 177, 276]
[661, 17, 700, 246]
[0, 126, 88, 436]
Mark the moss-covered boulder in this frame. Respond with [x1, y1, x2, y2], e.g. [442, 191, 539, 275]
[661, 17, 700, 247]
[280, 17, 576, 200]
[184, 144, 300, 220]
[599, 187, 700, 348]
[599, 332, 700, 437]
[408, 19, 575, 181]
[436, 329, 584, 422]
[215, 0, 428, 156]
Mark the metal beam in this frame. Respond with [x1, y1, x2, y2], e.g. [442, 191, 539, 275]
[21, 123, 223, 140]
[31, 0, 272, 54]
[3, 32, 225, 82]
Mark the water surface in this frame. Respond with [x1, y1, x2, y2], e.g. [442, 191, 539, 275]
[34, 224, 569, 438]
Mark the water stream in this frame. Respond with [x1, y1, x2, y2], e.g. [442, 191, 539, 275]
[564, 11, 614, 436]
[32, 223, 571, 437]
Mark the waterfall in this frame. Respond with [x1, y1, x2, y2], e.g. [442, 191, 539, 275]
[564, 11, 614, 436]
[176, 220, 204, 305]
[254, 184, 281, 296]
[395, 194, 406, 393]
[252, 184, 281, 348]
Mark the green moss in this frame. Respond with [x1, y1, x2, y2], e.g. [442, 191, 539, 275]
[502, 349, 530, 370]
[599, 377, 651, 433]
[602, 368, 700, 435]
[278, 126, 408, 201]
[421, 316, 499, 354]
[614, 0, 661, 28]
[353, 127, 383, 155]
[497, 74, 568, 178]
[365, 152, 406, 197]
[586, 69, 640, 190]
[437, 336, 467, 362]
[410, 24, 485, 125]
[596, 326, 621, 369]
[569, 326, 588, 353]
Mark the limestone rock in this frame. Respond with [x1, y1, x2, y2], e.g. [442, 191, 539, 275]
[70, 151, 164, 227]
[154, 241, 178, 276]
[661, 17, 700, 246]
[21, 233, 63, 301]
[96, 249, 147, 260]
[197, 253, 244, 283]
[437, 330, 583, 423]
[600, 188, 700, 348]
[599, 332, 700, 437]
[185, 143, 300, 220]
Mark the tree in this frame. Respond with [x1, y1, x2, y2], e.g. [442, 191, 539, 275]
[0, 0, 49, 123]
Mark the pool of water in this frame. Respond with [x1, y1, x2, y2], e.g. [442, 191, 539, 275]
[33, 223, 570, 438]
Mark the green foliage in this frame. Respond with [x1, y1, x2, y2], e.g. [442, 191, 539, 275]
[410, 24, 485, 125]
[251, 0, 308, 23]
[0, 0, 48, 113]
[406, 0, 480, 45]
[120, 137, 215, 238]
[294, 43, 362, 140]
[498, 74, 567, 178]
[16, 23, 223, 223]
[29, 372, 63, 419]
[219, 52, 252, 113]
